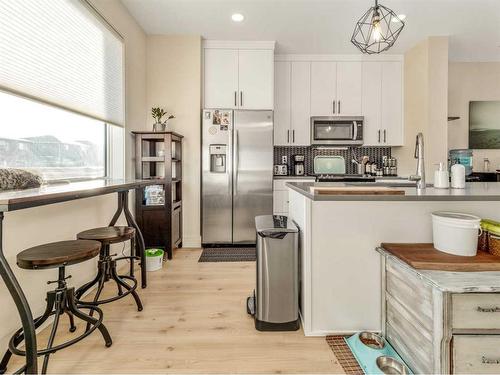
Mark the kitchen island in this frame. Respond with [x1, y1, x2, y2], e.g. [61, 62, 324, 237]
[286, 181, 500, 336]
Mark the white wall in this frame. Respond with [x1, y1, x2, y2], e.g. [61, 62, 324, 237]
[0, 0, 146, 351]
[146, 35, 202, 248]
[448, 62, 500, 171]
[393, 37, 449, 179]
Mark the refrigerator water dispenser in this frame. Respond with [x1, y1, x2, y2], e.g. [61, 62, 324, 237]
[209, 145, 227, 173]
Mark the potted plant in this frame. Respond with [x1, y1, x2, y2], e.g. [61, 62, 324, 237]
[151, 107, 175, 132]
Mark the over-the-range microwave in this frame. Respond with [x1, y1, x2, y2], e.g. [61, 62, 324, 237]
[310, 116, 364, 146]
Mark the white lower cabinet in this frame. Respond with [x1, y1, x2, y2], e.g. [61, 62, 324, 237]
[381, 253, 500, 374]
[273, 179, 314, 215]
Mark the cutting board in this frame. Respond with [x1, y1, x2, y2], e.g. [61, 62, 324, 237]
[310, 186, 405, 195]
[381, 243, 500, 272]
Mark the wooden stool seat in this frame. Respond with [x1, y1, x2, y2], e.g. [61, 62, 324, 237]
[77, 226, 135, 245]
[17, 240, 101, 270]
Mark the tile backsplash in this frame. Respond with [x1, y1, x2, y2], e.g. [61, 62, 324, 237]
[274, 146, 392, 175]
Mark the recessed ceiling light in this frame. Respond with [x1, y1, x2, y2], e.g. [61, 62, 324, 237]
[231, 13, 244, 22]
[392, 14, 406, 23]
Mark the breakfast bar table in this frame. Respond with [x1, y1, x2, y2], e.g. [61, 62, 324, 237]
[0, 179, 160, 374]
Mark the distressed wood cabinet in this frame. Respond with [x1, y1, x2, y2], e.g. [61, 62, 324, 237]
[378, 248, 500, 374]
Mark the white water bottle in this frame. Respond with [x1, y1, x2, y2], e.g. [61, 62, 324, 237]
[451, 162, 466, 189]
[434, 162, 449, 189]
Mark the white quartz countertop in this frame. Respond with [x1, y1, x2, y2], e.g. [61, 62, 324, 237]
[377, 247, 500, 292]
[286, 181, 500, 201]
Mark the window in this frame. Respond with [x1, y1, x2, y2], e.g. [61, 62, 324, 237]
[0, 91, 110, 181]
[0, 0, 125, 181]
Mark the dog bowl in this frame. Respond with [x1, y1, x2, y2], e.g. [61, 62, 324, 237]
[376, 356, 410, 375]
[346, 333, 412, 374]
[359, 331, 385, 349]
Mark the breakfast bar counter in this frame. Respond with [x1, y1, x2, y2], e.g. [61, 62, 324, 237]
[286, 181, 500, 337]
[286, 181, 500, 201]
[0, 178, 161, 374]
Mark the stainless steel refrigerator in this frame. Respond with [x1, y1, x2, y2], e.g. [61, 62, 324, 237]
[202, 109, 273, 245]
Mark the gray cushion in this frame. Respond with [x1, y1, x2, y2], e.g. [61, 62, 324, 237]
[0, 169, 43, 190]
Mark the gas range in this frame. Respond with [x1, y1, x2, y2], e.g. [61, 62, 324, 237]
[315, 174, 376, 182]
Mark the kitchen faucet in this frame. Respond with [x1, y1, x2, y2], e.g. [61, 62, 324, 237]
[409, 132, 425, 189]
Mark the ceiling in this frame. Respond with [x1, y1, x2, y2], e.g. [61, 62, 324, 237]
[121, 0, 500, 61]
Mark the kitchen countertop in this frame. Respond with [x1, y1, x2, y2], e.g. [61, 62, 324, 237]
[377, 247, 500, 292]
[273, 175, 316, 180]
[286, 181, 500, 201]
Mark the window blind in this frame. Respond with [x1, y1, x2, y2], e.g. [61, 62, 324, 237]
[0, 0, 124, 126]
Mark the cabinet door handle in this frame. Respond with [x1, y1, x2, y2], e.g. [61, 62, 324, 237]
[240, 91, 243, 107]
[338, 100, 341, 114]
[292, 130, 295, 143]
[477, 306, 500, 313]
[333, 100, 336, 114]
[234, 91, 237, 107]
[287, 130, 290, 143]
[383, 129, 387, 143]
[378, 129, 381, 143]
[482, 356, 500, 364]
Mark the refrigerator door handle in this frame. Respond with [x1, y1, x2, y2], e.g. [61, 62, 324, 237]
[234, 129, 239, 194]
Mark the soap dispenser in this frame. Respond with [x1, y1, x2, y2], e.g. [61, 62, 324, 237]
[434, 162, 450, 189]
[451, 161, 466, 189]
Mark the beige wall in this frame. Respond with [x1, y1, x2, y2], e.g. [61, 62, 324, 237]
[0, 0, 146, 351]
[393, 37, 449, 180]
[146, 35, 202, 247]
[448, 62, 500, 171]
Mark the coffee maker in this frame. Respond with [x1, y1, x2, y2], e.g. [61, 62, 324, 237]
[293, 155, 305, 176]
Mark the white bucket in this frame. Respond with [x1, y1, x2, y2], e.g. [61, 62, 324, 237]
[432, 212, 481, 256]
[145, 248, 164, 271]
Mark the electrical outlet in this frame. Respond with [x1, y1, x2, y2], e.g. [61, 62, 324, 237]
[281, 156, 288, 164]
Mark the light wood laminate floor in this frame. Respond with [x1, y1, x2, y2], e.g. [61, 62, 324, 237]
[10, 249, 341, 373]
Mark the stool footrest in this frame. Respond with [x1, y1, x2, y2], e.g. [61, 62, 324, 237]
[76, 275, 138, 306]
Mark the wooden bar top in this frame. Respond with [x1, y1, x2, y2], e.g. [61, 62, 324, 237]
[0, 178, 163, 212]
[380, 243, 500, 272]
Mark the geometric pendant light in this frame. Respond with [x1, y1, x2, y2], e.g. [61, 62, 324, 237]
[351, 0, 405, 54]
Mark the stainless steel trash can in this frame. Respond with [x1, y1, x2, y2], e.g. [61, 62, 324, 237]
[247, 215, 299, 331]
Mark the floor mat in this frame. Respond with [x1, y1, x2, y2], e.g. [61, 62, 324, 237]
[326, 335, 363, 375]
[198, 247, 256, 262]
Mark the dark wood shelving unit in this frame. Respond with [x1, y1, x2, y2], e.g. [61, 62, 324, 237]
[132, 131, 183, 260]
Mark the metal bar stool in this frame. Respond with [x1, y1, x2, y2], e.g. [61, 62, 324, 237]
[0, 240, 112, 374]
[75, 226, 143, 313]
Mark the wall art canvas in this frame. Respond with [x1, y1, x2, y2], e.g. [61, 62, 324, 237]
[469, 101, 500, 149]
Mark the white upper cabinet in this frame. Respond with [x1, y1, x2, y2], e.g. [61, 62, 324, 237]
[336, 62, 362, 115]
[310, 61, 361, 116]
[310, 62, 336, 116]
[238, 49, 274, 110]
[362, 60, 403, 146]
[362, 62, 383, 146]
[381, 61, 403, 146]
[204, 49, 239, 109]
[290, 62, 311, 145]
[274, 61, 291, 146]
[274, 61, 311, 146]
[203, 42, 274, 110]
[274, 55, 404, 147]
